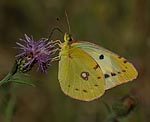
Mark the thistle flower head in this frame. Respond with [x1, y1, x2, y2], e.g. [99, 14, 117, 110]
[16, 34, 56, 73]
[112, 95, 137, 117]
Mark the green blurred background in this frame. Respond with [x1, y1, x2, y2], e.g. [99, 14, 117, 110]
[0, 0, 149, 122]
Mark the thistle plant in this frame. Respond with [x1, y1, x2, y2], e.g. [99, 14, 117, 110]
[105, 95, 138, 122]
[0, 34, 58, 122]
[0, 34, 57, 86]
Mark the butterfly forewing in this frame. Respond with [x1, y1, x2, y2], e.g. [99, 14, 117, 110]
[59, 47, 105, 101]
[73, 41, 138, 90]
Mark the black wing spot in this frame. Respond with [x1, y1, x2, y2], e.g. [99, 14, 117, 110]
[118, 72, 121, 74]
[99, 54, 104, 60]
[104, 74, 110, 78]
[94, 84, 99, 87]
[93, 64, 99, 70]
[122, 70, 126, 72]
[83, 90, 87, 93]
[123, 60, 128, 63]
[68, 85, 71, 87]
[75, 88, 79, 91]
[111, 72, 116, 76]
[97, 76, 101, 79]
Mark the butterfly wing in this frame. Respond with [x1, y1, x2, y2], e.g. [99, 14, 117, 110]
[58, 47, 105, 101]
[73, 41, 138, 90]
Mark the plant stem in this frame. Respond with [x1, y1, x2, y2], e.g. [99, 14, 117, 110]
[0, 61, 18, 86]
[5, 96, 16, 122]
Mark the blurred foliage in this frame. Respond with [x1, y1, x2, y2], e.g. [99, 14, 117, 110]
[0, 0, 149, 122]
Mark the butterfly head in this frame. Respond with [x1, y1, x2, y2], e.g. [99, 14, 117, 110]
[64, 33, 73, 43]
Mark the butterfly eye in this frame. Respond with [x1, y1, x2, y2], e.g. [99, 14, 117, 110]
[67, 34, 73, 42]
[68, 36, 73, 42]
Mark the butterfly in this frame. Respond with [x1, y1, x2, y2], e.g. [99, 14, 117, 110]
[57, 33, 138, 101]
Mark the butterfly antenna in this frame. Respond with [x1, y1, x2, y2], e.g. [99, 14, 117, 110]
[56, 17, 67, 33]
[65, 10, 71, 33]
[48, 27, 63, 40]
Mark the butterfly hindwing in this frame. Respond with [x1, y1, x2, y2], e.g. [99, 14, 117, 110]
[73, 41, 138, 90]
[58, 47, 105, 101]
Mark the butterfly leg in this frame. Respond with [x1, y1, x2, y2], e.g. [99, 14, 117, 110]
[49, 47, 60, 54]
[51, 40, 62, 47]
[51, 56, 60, 62]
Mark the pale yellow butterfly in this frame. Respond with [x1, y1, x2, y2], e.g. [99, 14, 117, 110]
[57, 33, 138, 101]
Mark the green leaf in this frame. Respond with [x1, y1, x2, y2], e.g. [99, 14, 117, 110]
[10, 78, 35, 87]
[5, 96, 16, 122]
[9, 73, 36, 87]
[103, 101, 112, 113]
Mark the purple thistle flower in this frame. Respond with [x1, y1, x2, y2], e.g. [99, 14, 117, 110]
[16, 34, 56, 73]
